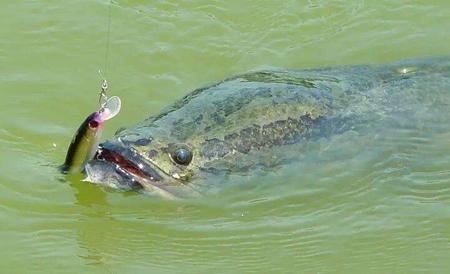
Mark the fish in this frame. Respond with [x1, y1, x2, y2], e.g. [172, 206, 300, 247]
[82, 57, 450, 197]
[62, 96, 121, 174]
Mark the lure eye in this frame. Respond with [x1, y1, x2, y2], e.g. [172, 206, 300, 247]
[172, 148, 193, 166]
[89, 120, 99, 129]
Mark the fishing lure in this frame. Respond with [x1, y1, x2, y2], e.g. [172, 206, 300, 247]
[61, 82, 121, 174]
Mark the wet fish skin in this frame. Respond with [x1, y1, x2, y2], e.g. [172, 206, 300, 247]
[84, 57, 450, 196]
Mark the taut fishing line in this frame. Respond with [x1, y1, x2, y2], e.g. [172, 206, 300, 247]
[99, 0, 113, 106]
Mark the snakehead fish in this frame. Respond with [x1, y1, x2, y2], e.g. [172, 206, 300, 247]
[81, 57, 450, 198]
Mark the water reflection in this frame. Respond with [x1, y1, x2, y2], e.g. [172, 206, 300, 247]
[68, 175, 110, 266]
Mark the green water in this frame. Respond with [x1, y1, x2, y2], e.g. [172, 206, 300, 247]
[1, 0, 450, 273]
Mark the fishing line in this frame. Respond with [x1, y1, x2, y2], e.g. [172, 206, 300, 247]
[99, 0, 113, 105]
[103, 0, 113, 76]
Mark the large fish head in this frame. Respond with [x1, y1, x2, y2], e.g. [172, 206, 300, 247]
[84, 125, 204, 198]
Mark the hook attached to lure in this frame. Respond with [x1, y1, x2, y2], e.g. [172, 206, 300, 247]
[61, 78, 121, 174]
[62, 0, 117, 174]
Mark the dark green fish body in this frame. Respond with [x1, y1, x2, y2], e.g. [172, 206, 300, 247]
[85, 57, 450, 197]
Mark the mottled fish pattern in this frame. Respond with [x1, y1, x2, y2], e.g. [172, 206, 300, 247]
[85, 57, 450, 196]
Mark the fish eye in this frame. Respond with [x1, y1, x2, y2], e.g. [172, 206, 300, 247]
[89, 120, 99, 129]
[171, 148, 193, 166]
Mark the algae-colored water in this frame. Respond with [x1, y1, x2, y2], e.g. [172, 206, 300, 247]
[1, 1, 450, 273]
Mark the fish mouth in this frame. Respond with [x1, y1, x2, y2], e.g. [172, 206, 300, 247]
[86, 142, 165, 188]
[84, 142, 201, 198]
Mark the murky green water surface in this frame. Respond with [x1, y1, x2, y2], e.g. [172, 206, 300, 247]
[1, 1, 450, 273]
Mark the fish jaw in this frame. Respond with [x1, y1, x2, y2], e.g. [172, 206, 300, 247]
[83, 142, 199, 198]
[84, 159, 143, 191]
